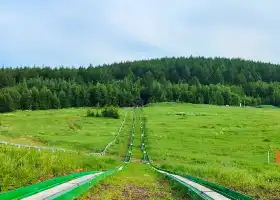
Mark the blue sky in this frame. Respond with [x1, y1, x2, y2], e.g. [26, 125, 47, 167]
[0, 0, 279, 67]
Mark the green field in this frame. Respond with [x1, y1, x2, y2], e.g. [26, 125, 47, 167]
[83, 109, 188, 200]
[0, 145, 117, 192]
[144, 103, 280, 199]
[0, 108, 127, 152]
[0, 108, 131, 193]
[1, 104, 280, 199]
[0, 108, 180, 199]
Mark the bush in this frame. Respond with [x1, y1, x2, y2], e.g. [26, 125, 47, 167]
[86, 107, 120, 119]
[95, 110, 101, 117]
[101, 106, 120, 119]
[86, 109, 95, 117]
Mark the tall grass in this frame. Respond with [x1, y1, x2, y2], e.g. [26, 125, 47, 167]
[0, 146, 117, 192]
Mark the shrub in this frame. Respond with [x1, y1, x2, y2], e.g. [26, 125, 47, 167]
[95, 110, 101, 117]
[101, 106, 120, 119]
[86, 109, 95, 117]
[86, 107, 120, 119]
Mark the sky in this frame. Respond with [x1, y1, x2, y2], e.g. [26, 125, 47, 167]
[0, 0, 279, 67]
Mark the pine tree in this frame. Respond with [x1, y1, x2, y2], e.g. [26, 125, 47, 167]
[31, 87, 40, 110]
[51, 93, 60, 109]
[7, 88, 21, 110]
[58, 90, 70, 108]
[39, 87, 52, 110]
[20, 89, 32, 110]
[0, 93, 14, 113]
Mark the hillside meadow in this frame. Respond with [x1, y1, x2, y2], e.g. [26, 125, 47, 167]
[144, 103, 280, 199]
[0, 108, 133, 192]
[2, 104, 280, 199]
[0, 108, 128, 152]
[83, 108, 188, 200]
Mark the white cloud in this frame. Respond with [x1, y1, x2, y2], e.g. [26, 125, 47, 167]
[0, 0, 280, 66]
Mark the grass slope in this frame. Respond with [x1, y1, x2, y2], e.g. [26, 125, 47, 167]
[144, 103, 280, 199]
[0, 108, 127, 152]
[0, 146, 117, 192]
[83, 163, 186, 200]
[0, 108, 131, 193]
[83, 109, 188, 200]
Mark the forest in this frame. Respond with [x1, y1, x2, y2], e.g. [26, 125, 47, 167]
[1, 56, 280, 113]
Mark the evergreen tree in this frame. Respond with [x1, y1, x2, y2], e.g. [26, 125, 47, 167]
[51, 93, 60, 109]
[3, 56, 280, 112]
[7, 88, 21, 110]
[0, 93, 14, 113]
[31, 87, 40, 110]
[58, 90, 70, 108]
[39, 87, 52, 110]
[20, 89, 32, 110]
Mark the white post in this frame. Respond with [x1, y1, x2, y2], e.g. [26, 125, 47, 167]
[268, 151, 270, 164]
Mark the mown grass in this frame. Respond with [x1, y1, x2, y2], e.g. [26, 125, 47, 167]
[144, 102, 280, 199]
[0, 108, 127, 152]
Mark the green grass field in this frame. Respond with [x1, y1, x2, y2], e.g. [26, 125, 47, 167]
[0, 108, 180, 199]
[144, 102, 280, 199]
[0, 108, 131, 193]
[1, 104, 280, 199]
[0, 108, 127, 152]
[83, 109, 188, 200]
[0, 145, 118, 192]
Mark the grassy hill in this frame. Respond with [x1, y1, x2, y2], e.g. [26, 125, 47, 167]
[144, 103, 280, 199]
[0, 108, 131, 192]
[1, 103, 279, 199]
[0, 108, 127, 152]
[0, 145, 117, 192]
[0, 107, 184, 200]
[83, 108, 188, 200]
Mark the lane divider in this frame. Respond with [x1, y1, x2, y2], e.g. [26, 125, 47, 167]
[0, 112, 128, 157]
[0, 110, 135, 200]
[139, 108, 254, 200]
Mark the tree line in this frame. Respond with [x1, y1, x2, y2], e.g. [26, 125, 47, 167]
[1, 57, 280, 88]
[1, 56, 280, 113]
